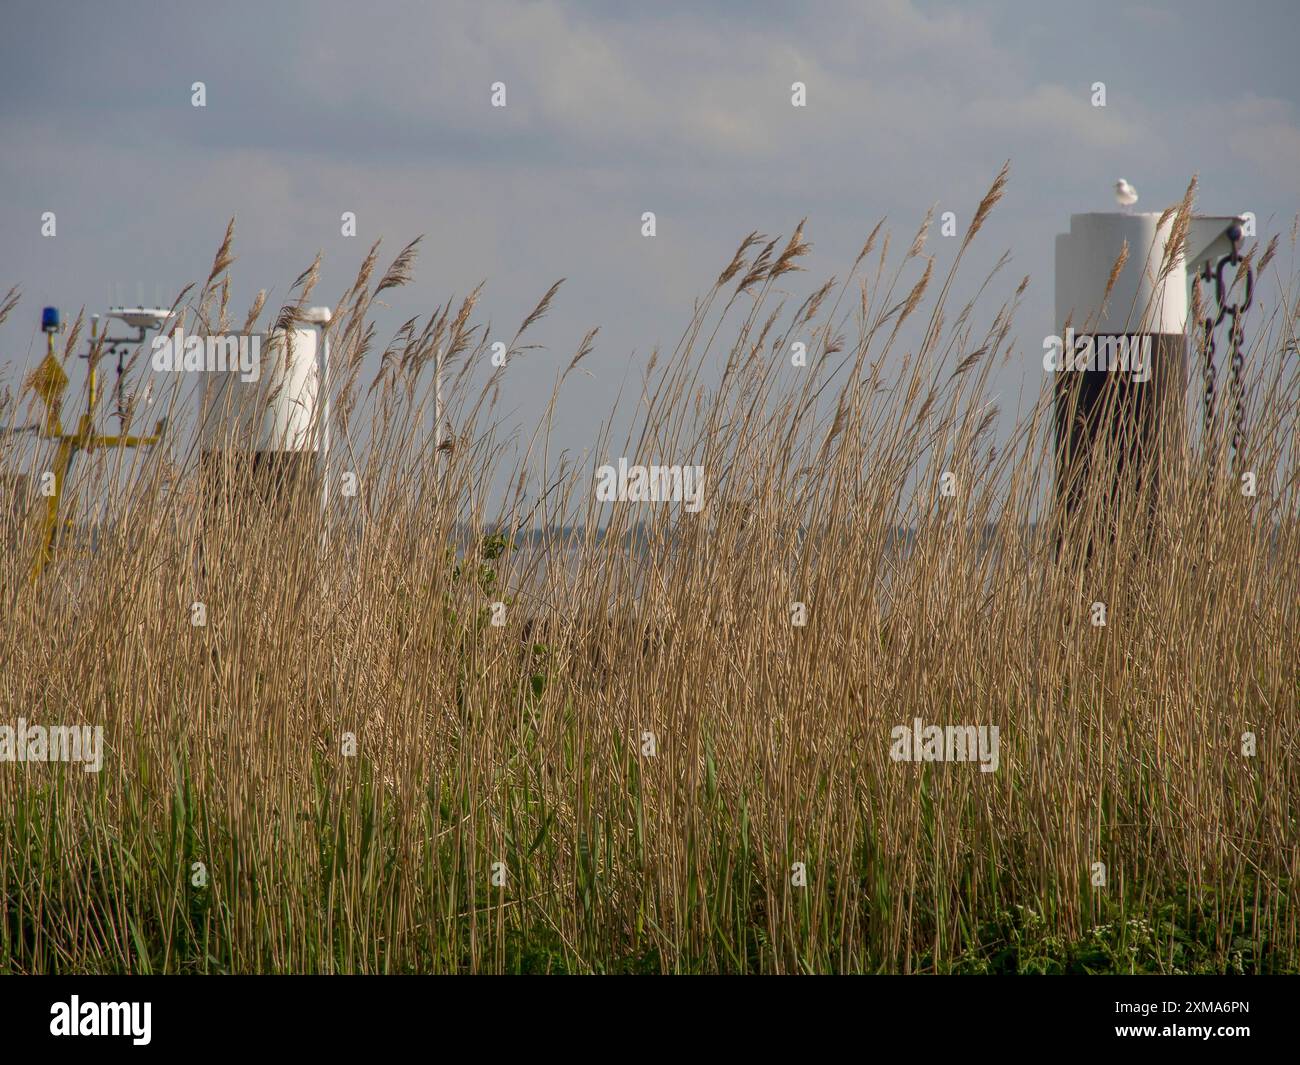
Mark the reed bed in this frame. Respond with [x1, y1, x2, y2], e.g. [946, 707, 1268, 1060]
[1, 169, 1296, 973]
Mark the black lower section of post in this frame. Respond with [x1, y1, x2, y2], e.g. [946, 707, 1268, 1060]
[199, 450, 320, 514]
[197, 450, 320, 579]
[1053, 333, 1185, 554]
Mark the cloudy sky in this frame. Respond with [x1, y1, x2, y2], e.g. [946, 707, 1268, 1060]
[2, 0, 1297, 494]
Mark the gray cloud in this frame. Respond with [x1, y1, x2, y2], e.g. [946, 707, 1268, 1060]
[1, 0, 1296, 501]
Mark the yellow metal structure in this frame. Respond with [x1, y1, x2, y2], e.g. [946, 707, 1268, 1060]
[24, 322, 164, 581]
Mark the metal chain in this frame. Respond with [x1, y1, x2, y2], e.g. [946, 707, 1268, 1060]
[1197, 260, 1219, 486]
[1200, 262, 1216, 447]
[1229, 310, 1246, 463]
[1200, 224, 1254, 476]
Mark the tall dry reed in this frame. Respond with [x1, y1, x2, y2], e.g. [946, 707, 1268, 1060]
[0, 170, 1296, 973]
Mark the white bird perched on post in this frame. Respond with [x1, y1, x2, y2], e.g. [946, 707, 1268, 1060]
[1114, 178, 1139, 209]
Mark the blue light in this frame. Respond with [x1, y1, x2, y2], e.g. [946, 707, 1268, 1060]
[41, 306, 60, 333]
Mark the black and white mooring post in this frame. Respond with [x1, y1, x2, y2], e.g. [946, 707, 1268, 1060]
[1052, 209, 1241, 523]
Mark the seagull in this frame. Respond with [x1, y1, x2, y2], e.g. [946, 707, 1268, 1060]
[1114, 178, 1139, 210]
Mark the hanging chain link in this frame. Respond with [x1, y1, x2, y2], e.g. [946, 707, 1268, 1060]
[1200, 268, 1216, 443]
[1195, 223, 1254, 477]
[1229, 312, 1246, 460]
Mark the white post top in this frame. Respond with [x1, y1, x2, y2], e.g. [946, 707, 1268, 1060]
[1055, 212, 1240, 335]
[197, 326, 321, 453]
